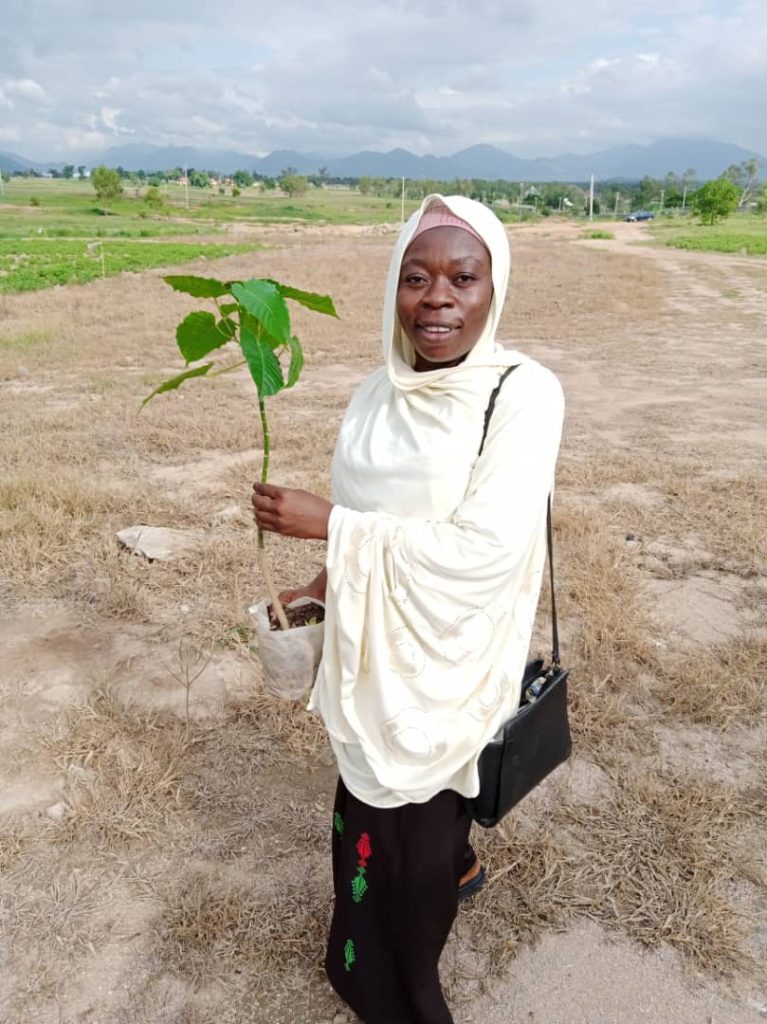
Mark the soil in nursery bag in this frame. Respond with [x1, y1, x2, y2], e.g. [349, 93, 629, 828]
[269, 601, 326, 630]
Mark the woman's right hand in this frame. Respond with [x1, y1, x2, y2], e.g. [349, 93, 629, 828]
[272, 568, 328, 623]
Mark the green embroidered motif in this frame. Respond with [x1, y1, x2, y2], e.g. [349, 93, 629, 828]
[351, 868, 368, 904]
[333, 812, 345, 836]
[344, 938, 356, 972]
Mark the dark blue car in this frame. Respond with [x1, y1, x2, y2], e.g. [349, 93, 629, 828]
[625, 211, 654, 222]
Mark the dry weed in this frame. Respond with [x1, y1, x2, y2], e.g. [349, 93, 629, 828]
[156, 860, 330, 992]
[651, 636, 767, 727]
[468, 769, 760, 979]
[550, 502, 660, 763]
[39, 687, 189, 848]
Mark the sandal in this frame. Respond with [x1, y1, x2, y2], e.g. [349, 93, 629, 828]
[458, 860, 486, 902]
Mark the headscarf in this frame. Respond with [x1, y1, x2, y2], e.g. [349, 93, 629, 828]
[308, 194, 565, 807]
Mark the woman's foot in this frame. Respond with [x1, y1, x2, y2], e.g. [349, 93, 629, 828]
[458, 857, 485, 902]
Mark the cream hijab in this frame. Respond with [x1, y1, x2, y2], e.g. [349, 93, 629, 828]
[308, 195, 565, 807]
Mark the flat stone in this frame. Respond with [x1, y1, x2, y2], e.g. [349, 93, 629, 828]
[45, 801, 69, 820]
[116, 525, 203, 562]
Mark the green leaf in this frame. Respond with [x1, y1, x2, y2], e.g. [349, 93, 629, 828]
[286, 336, 304, 388]
[219, 302, 238, 316]
[231, 279, 291, 345]
[141, 362, 213, 407]
[242, 312, 281, 350]
[271, 281, 339, 318]
[241, 321, 284, 397]
[176, 310, 233, 362]
[164, 275, 230, 298]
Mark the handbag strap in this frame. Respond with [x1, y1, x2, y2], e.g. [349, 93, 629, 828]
[479, 367, 561, 669]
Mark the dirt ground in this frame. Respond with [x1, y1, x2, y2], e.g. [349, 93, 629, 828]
[0, 219, 765, 1024]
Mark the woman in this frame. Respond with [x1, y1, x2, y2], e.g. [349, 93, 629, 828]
[252, 196, 564, 1024]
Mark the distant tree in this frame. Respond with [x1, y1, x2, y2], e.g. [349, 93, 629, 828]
[260, 176, 277, 191]
[77, 165, 86, 179]
[723, 158, 762, 207]
[755, 183, 767, 215]
[232, 169, 253, 188]
[690, 178, 739, 225]
[279, 173, 308, 197]
[48, 168, 61, 178]
[62, 164, 75, 179]
[188, 169, 210, 188]
[232, 186, 241, 198]
[634, 175, 659, 209]
[358, 176, 373, 195]
[91, 165, 123, 201]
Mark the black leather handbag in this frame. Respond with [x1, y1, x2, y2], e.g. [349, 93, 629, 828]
[466, 367, 572, 829]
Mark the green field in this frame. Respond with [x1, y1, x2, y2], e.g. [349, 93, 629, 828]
[0, 177, 426, 293]
[650, 214, 767, 255]
[0, 239, 259, 293]
[0, 177, 421, 239]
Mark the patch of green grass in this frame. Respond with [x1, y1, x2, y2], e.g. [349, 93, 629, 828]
[651, 215, 767, 256]
[0, 240, 259, 293]
[584, 229, 615, 240]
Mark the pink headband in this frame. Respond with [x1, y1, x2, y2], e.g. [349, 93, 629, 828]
[409, 204, 485, 247]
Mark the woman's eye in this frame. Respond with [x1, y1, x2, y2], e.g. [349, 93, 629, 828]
[455, 273, 476, 284]
[404, 274, 427, 285]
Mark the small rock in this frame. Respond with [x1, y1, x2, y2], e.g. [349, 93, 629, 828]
[333, 1015, 348, 1024]
[45, 801, 69, 821]
[116, 525, 203, 562]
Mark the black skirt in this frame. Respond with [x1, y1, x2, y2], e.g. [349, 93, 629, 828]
[325, 776, 475, 1024]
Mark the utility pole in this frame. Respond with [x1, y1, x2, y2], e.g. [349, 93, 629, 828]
[183, 164, 189, 210]
[518, 182, 524, 220]
[614, 191, 620, 217]
[659, 188, 665, 212]
[588, 174, 595, 221]
[681, 185, 687, 211]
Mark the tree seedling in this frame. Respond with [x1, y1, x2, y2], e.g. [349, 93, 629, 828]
[143, 273, 338, 630]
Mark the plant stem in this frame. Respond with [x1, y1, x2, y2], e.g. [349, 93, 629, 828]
[258, 396, 290, 631]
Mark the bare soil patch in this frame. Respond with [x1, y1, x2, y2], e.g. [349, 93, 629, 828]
[0, 220, 765, 1023]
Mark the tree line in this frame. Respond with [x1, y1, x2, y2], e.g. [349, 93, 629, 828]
[10, 158, 763, 224]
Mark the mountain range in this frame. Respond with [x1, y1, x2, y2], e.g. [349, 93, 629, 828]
[1, 138, 764, 182]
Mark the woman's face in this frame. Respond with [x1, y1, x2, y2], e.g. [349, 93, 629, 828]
[397, 226, 493, 372]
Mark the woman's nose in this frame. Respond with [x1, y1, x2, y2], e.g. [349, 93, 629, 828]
[422, 277, 453, 307]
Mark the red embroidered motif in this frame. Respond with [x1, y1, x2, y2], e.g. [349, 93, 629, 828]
[356, 832, 372, 866]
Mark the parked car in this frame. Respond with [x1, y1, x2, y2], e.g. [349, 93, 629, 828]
[625, 211, 654, 222]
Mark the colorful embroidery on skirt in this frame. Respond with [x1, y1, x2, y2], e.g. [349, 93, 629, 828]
[344, 938, 356, 972]
[351, 832, 373, 904]
[334, 812, 345, 836]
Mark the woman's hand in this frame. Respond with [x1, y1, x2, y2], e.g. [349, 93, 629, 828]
[251, 483, 332, 540]
[272, 568, 328, 624]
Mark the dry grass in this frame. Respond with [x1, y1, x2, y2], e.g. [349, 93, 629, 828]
[468, 769, 761, 980]
[651, 636, 767, 727]
[155, 862, 331, 991]
[39, 687, 190, 848]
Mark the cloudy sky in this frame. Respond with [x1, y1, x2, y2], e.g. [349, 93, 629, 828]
[1, 0, 765, 160]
